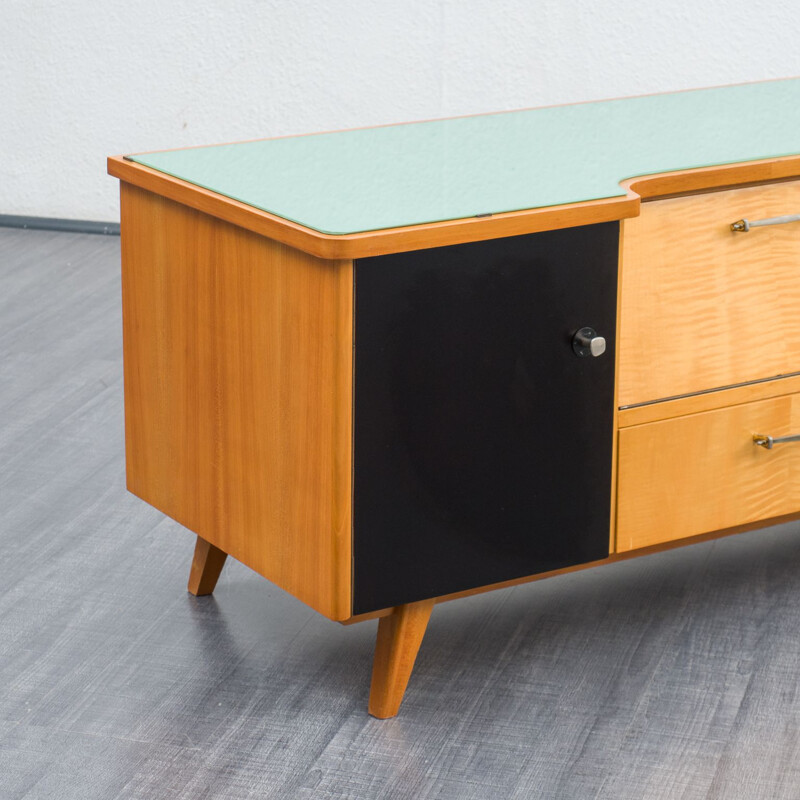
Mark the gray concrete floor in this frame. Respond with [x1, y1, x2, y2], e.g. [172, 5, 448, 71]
[2, 227, 800, 799]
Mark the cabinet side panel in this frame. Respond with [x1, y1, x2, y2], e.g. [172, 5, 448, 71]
[120, 182, 353, 620]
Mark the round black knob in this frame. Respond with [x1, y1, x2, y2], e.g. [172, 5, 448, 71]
[572, 327, 606, 358]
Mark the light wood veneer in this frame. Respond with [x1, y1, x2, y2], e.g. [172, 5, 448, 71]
[120, 183, 354, 620]
[618, 373, 800, 428]
[616, 393, 800, 552]
[619, 179, 800, 407]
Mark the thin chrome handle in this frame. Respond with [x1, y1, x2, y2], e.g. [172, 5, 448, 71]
[731, 214, 800, 232]
[753, 433, 800, 449]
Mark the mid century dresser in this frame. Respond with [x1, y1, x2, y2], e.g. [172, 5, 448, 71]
[108, 78, 800, 717]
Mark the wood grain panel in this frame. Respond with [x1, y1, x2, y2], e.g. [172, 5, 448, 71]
[618, 373, 800, 428]
[616, 393, 800, 552]
[619, 180, 800, 406]
[120, 182, 354, 620]
[609, 215, 627, 552]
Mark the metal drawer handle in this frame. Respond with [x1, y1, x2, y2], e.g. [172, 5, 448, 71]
[731, 214, 800, 232]
[753, 433, 800, 449]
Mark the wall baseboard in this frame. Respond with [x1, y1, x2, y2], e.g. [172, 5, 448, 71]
[0, 214, 120, 235]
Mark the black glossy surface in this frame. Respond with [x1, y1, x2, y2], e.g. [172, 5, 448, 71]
[353, 223, 619, 613]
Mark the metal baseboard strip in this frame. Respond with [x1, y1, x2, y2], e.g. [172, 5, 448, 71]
[0, 214, 120, 235]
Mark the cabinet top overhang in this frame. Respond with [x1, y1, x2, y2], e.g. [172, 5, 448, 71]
[109, 78, 800, 259]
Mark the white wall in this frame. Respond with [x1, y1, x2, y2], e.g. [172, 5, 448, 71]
[2, 0, 799, 223]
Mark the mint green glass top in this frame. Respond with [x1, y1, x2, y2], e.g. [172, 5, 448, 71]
[130, 80, 800, 235]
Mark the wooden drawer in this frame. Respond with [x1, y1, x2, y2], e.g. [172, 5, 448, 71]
[616, 391, 800, 552]
[619, 180, 800, 407]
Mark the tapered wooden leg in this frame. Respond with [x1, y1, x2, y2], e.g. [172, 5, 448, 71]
[187, 535, 228, 596]
[368, 599, 435, 718]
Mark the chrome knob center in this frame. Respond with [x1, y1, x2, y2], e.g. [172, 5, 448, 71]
[572, 327, 606, 358]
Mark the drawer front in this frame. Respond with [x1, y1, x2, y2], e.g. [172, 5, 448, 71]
[616, 391, 800, 552]
[619, 180, 800, 407]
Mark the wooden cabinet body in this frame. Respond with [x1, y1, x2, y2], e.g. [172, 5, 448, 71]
[121, 183, 619, 618]
[109, 79, 800, 717]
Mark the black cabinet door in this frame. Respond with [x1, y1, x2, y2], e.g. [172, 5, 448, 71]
[352, 223, 618, 614]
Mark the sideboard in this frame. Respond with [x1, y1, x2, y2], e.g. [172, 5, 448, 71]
[108, 78, 800, 717]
